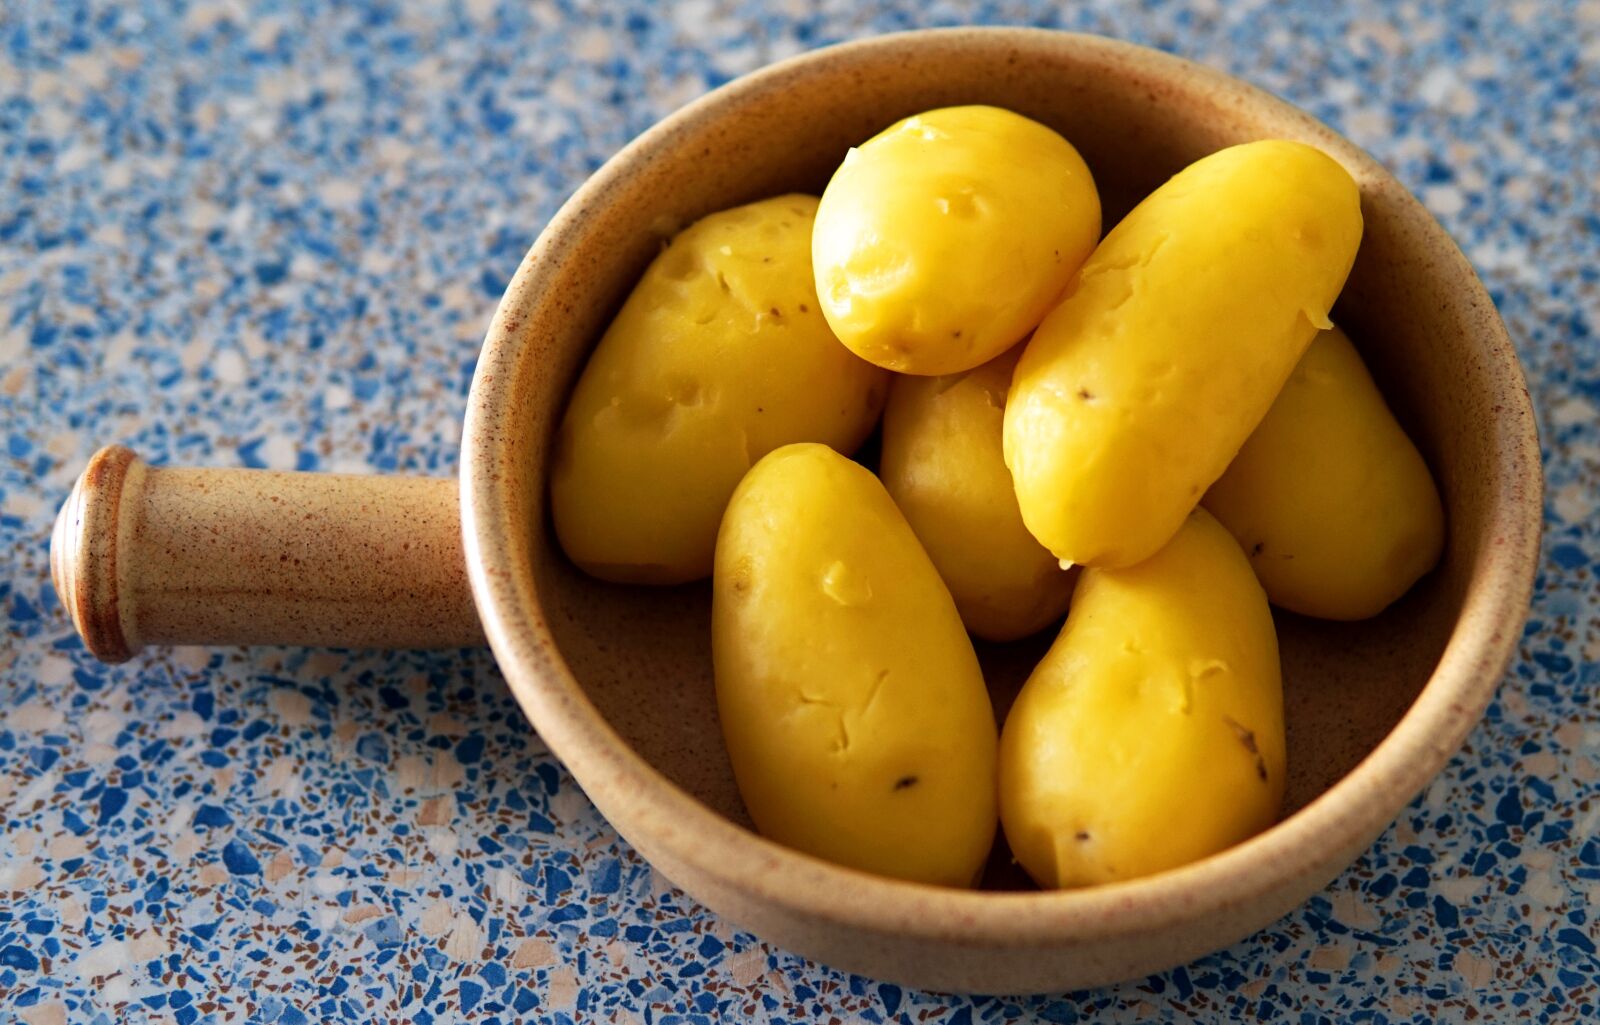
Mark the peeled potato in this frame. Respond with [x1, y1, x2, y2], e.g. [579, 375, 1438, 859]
[879, 345, 1075, 641]
[1205, 325, 1445, 620]
[713, 444, 997, 887]
[999, 508, 1286, 889]
[551, 195, 888, 584]
[1005, 140, 1364, 569]
[812, 105, 1101, 375]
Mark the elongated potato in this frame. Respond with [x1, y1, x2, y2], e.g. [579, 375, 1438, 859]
[812, 105, 1101, 375]
[1005, 140, 1364, 568]
[1204, 325, 1445, 620]
[880, 346, 1075, 641]
[713, 444, 997, 887]
[551, 195, 889, 584]
[999, 508, 1285, 889]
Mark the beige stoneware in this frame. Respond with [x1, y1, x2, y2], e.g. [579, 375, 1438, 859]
[52, 30, 1541, 993]
[51, 446, 480, 660]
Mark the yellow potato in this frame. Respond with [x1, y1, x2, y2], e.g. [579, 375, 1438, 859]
[999, 508, 1285, 889]
[713, 443, 997, 887]
[551, 195, 888, 584]
[879, 346, 1075, 641]
[1005, 139, 1364, 568]
[1204, 325, 1445, 620]
[812, 105, 1101, 375]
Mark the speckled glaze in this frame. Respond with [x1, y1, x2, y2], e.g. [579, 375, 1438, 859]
[460, 30, 1541, 991]
[52, 445, 481, 662]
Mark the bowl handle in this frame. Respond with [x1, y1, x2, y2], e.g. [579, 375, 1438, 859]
[50, 445, 484, 663]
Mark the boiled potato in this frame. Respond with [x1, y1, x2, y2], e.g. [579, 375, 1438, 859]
[999, 508, 1285, 889]
[880, 345, 1075, 641]
[812, 105, 1101, 376]
[713, 443, 997, 887]
[551, 195, 888, 584]
[1204, 325, 1445, 620]
[1005, 140, 1363, 568]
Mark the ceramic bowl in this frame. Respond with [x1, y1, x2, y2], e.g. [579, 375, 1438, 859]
[454, 28, 1542, 992]
[53, 23, 1536, 997]
[53, 26, 1541, 994]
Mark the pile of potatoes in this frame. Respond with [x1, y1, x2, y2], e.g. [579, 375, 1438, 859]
[551, 106, 1444, 890]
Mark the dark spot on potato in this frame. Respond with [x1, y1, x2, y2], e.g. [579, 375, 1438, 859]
[1076, 387, 1093, 401]
[770, 306, 782, 318]
[1222, 716, 1260, 754]
[762, 256, 772, 263]
[1256, 756, 1269, 782]
[1074, 830, 1090, 842]
[1189, 483, 1200, 496]
[1251, 541, 1265, 557]
[727, 555, 754, 596]
[717, 272, 730, 293]
[798, 302, 810, 313]
[756, 406, 765, 413]
[1054, 249, 1061, 261]
[893, 775, 919, 791]
[952, 329, 962, 338]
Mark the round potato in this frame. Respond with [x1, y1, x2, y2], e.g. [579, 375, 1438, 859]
[880, 345, 1076, 641]
[812, 105, 1101, 375]
[551, 195, 888, 584]
[1204, 325, 1445, 620]
[999, 508, 1285, 889]
[713, 444, 997, 887]
[1005, 140, 1364, 568]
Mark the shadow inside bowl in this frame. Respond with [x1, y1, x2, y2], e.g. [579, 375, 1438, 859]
[537, 539, 1454, 892]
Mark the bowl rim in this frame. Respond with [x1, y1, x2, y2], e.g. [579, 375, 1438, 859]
[460, 27, 1543, 947]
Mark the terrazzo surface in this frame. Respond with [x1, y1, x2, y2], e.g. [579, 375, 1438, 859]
[3, 0, 1598, 1021]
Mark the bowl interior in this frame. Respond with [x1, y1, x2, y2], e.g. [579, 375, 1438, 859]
[479, 32, 1524, 894]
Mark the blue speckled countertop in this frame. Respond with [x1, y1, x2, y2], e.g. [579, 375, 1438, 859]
[3, 1, 1598, 1022]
